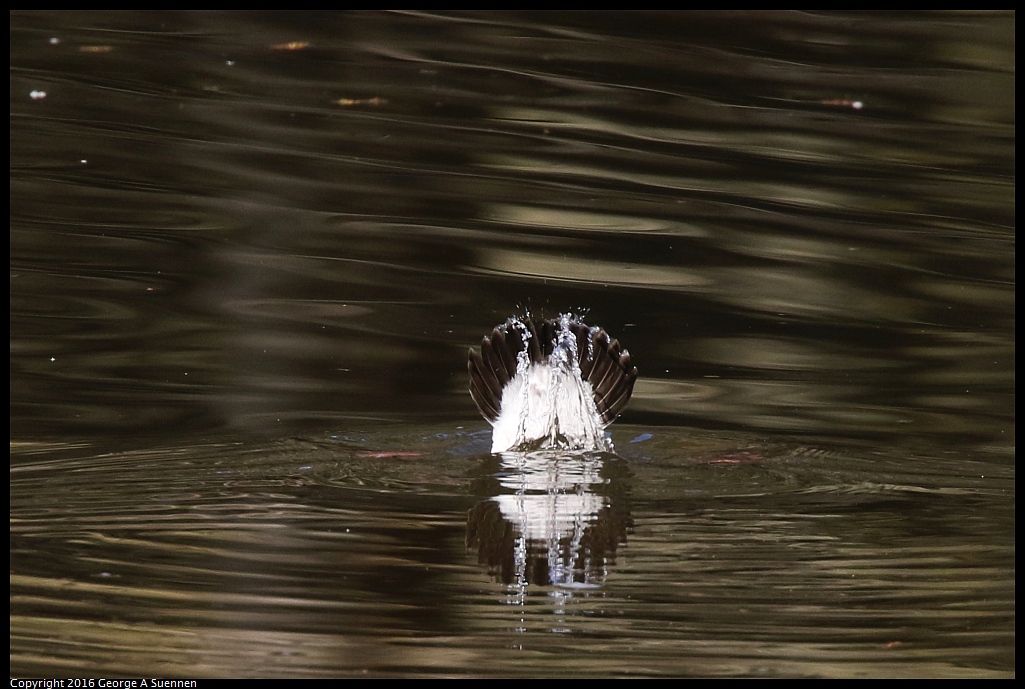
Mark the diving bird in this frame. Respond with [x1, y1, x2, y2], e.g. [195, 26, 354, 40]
[468, 314, 637, 452]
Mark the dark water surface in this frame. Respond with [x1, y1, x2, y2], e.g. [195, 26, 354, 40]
[10, 11, 1014, 677]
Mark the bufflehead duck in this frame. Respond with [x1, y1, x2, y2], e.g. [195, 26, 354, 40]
[468, 314, 638, 453]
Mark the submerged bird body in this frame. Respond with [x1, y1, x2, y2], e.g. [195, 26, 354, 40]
[468, 314, 638, 452]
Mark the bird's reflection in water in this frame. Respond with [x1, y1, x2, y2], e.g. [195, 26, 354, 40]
[467, 450, 633, 596]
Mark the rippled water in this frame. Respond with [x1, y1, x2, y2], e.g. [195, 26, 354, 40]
[10, 11, 1014, 678]
[11, 431, 1014, 677]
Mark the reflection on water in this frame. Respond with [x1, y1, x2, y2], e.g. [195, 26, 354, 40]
[10, 11, 1014, 678]
[467, 452, 632, 589]
[10, 431, 1014, 677]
